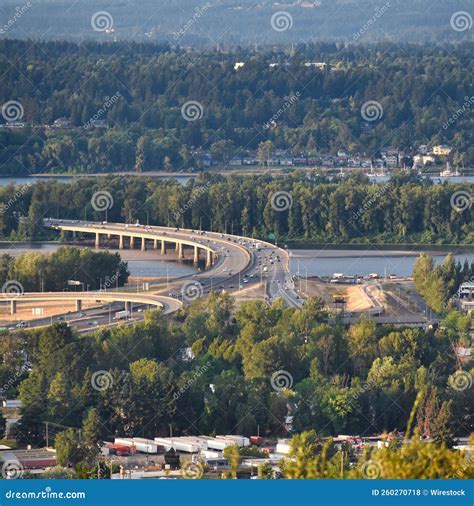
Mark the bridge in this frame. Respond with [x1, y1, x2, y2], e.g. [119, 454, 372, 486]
[6, 292, 182, 316]
[2, 219, 302, 322]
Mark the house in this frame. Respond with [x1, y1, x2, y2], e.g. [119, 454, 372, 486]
[384, 155, 399, 168]
[414, 154, 436, 166]
[242, 157, 257, 165]
[52, 117, 72, 128]
[229, 157, 243, 166]
[432, 145, 452, 156]
[292, 157, 308, 166]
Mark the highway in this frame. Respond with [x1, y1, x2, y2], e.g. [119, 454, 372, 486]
[2, 220, 302, 332]
[43, 219, 301, 308]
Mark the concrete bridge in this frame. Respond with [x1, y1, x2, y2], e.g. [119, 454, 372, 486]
[46, 219, 217, 268]
[3, 219, 300, 321]
[6, 291, 182, 316]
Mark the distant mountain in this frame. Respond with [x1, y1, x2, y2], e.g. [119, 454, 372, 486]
[0, 0, 473, 46]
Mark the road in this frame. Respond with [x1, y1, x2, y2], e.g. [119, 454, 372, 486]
[3, 220, 301, 332]
[44, 219, 301, 308]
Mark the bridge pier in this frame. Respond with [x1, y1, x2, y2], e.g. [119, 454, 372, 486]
[125, 301, 132, 314]
[141, 237, 146, 251]
[193, 246, 200, 264]
[177, 243, 184, 260]
[161, 241, 167, 255]
[206, 250, 213, 269]
[119, 235, 124, 249]
[72, 231, 77, 240]
[95, 233, 100, 248]
[130, 236, 135, 249]
[76, 300, 82, 312]
[10, 300, 17, 315]
[153, 239, 158, 249]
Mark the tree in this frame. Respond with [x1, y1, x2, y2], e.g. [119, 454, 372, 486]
[55, 429, 85, 467]
[223, 444, 240, 478]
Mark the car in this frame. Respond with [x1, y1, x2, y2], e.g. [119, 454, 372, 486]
[93, 321, 99, 325]
[16, 321, 27, 328]
[79, 312, 86, 317]
[57, 316, 64, 321]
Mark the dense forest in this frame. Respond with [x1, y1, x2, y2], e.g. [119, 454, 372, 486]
[1, 40, 473, 174]
[1, 0, 473, 45]
[4, 294, 472, 451]
[0, 174, 472, 244]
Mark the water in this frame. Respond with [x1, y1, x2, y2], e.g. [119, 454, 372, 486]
[0, 174, 472, 188]
[0, 242, 195, 278]
[1, 242, 473, 279]
[0, 175, 192, 187]
[289, 248, 474, 277]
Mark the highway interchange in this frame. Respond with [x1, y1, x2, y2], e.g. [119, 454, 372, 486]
[2, 219, 302, 333]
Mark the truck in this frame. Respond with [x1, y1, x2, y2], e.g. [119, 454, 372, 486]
[114, 310, 130, 320]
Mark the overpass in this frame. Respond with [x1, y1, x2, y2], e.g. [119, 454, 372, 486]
[3, 219, 301, 321]
[5, 291, 182, 316]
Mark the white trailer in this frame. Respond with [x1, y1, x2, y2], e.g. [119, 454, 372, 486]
[154, 437, 200, 453]
[198, 436, 233, 451]
[131, 438, 159, 454]
[114, 437, 136, 448]
[115, 310, 130, 320]
[216, 435, 250, 447]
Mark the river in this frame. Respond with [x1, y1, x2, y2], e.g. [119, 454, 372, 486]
[1, 242, 473, 279]
[289, 247, 474, 277]
[0, 174, 473, 188]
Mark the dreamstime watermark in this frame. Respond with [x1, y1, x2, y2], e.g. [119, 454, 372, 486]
[2, 460, 24, 479]
[0, 362, 30, 396]
[99, 272, 120, 292]
[181, 101, 204, 121]
[91, 370, 113, 391]
[0, 185, 27, 214]
[448, 370, 472, 392]
[173, 361, 211, 400]
[271, 11, 293, 32]
[2, 280, 24, 298]
[181, 280, 204, 302]
[450, 11, 472, 32]
[181, 461, 204, 479]
[350, 183, 390, 223]
[0, 1, 33, 35]
[1, 101, 24, 122]
[173, 183, 211, 221]
[353, 2, 391, 40]
[361, 459, 382, 479]
[263, 92, 301, 129]
[270, 191, 293, 212]
[443, 96, 474, 130]
[83, 92, 121, 129]
[361, 100, 383, 122]
[173, 2, 211, 40]
[91, 190, 114, 212]
[271, 370, 293, 391]
[91, 11, 113, 32]
[450, 190, 472, 213]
